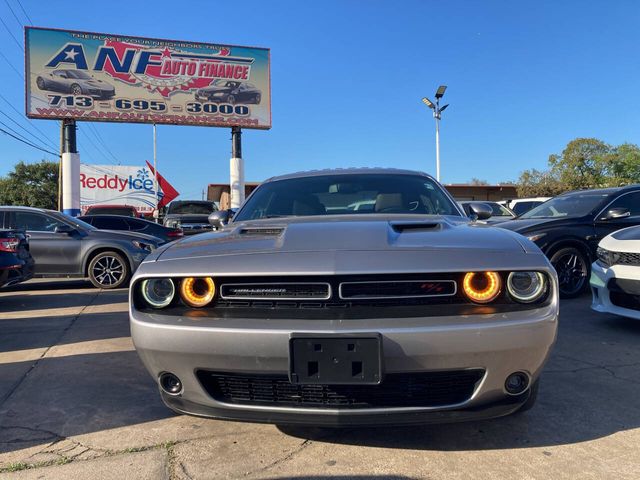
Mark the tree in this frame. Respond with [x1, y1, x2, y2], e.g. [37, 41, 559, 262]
[548, 138, 611, 190]
[516, 168, 566, 197]
[0, 160, 59, 209]
[601, 143, 640, 186]
[469, 178, 489, 186]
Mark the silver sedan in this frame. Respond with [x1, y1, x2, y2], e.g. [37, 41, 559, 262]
[130, 168, 558, 426]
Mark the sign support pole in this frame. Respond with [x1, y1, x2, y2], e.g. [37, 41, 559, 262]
[61, 119, 80, 216]
[153, 123, 159, 221]
[230, 126, 244, 209]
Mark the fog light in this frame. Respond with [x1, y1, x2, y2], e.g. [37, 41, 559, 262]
[505, 372, 529, 395]
[159, 372, 183, 395]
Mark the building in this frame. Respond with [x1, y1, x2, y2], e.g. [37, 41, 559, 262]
[207, 182, 518, 210]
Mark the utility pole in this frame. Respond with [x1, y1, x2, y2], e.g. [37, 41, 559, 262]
[61, 119, 80, 216]
[229, 126, 244, 209]
[153, 123, 159, 222]
[421, 86, 449, 182]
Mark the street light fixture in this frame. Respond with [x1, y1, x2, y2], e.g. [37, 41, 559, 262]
[421, 85, 448, 181]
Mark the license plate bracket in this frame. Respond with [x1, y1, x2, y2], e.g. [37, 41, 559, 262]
[289, 333, 383, 385]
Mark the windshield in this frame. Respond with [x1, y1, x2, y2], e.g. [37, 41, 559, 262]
[234, 174, 462, 221]
[520, 192, 610, 219]
[67, 70, 92, 80]
[168, 202, 217, 215]
[50, 212, 96, 230]
[489, 203, 514, 216]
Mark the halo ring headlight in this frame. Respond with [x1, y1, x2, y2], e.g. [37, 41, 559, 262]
[463, 272, 502, 304]
[507, 271, 547, 303]
[141, 278, 175, 309]
[180, 277, 216, 307]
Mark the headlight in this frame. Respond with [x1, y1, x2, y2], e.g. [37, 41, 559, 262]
[180, 277, 216, 307]
[507, 271, 547, 303]
[526, 233, 546, 242]
[462, 271, 502, 304]
[141, 278, 175, 308]
[596, 246, 612, 267]
[132, 240, 154, 252]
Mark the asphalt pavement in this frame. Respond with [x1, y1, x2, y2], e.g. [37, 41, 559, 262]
[0, 278, 639, 479]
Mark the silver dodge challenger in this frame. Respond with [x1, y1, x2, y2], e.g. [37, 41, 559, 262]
[130, 168, 558, 426]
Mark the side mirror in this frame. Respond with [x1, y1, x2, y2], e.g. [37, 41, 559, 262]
[467, 202, 493, 221]
[55, 224, 75, 234]
[208, 209, 236, 229]
[601, 207, 631, 221]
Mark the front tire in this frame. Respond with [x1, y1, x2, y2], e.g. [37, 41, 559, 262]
[227, 94, 236, 104]
[88, 251, 130, 289]
[550, 246, 589, 298]
[71, 84, 82, 95]
[36, 77, 46, 90]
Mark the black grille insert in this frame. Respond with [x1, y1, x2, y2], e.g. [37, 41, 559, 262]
[339, 280, 456, 299]
[220, 283, 330, 300]
[196, 370, 485, 409]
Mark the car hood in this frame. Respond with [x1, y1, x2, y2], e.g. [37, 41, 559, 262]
[152, 215, 535, 263]
[87, 228, 161, 244]
[496, 217, 575, 233]
[164, 214, 211, 223]
[84, 79, 113, 88]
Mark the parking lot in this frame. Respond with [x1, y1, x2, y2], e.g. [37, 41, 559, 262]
[0, 279, 638, 479]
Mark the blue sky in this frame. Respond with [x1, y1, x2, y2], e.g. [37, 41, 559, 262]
[1, 0, 639, 199]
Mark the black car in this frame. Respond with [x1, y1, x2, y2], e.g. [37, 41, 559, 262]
[163, 200, 218, 235]
[0, 229, 34, 288]
[79, 215, 183, 243]
[0, 206, 163, 289]
[195, 80, 262, 104]
[498, 185, 640, 298]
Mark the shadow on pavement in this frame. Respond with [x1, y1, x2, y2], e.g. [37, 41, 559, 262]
[2, 279, 96, 292]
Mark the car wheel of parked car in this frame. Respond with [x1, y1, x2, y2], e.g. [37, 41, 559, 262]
[88, 251, 130, 289]
[227, 95, 236, 104]
[515, 380, 539, 413]
[71, 84, 82, 95]
[550, 246, 589, 298]
[36, 77, 45, 89]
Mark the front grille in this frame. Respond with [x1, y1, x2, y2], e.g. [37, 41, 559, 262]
[220, 282, 330, 300]
[615, 251, 640, 266]
[196, 370, 485, 409]
[339, 280, 456, 299]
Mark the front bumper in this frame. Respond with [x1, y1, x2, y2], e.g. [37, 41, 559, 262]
[590, 261, 640, 320]
[131, 304, 558, 425]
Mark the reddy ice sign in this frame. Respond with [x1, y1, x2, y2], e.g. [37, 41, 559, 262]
[80, 163, 179, 215]
[25, 27, 271, 129]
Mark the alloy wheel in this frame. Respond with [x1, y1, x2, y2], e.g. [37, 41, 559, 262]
[92, 255, 125, 287]
[552, 249, 588, 297]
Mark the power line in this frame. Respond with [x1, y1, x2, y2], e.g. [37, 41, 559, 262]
[3, 0, 23, 28]
[0, 126, 58, 156]
[0, 108, 56, 150]
[0, 49, 23, 78]
[0, 92, 57, 149]
[77, 127, 116, 165]
[15, 0, 32, 25]
[0, 15, 22, 50]
[86, 123, 121, 164]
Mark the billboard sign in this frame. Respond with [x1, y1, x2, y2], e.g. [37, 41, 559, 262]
[80, 162, 179, 215]
[25, 27, 271, 129]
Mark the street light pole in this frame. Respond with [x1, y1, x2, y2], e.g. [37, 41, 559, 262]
[421, 85, 449, 182]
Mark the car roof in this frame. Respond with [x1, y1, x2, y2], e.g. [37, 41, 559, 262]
[79, 214, 154, 224]
[0, 205, 52, 213]
[560, 184, 640, 196]
[264, 168, 434, 183]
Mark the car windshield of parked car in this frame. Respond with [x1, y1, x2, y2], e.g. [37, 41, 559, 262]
[234, 174, 462, 221]
[167, 202, 217, 215]
[490, 203, 514, 216]
[66, 70, 91, 80]
[520, 192, 610, 219]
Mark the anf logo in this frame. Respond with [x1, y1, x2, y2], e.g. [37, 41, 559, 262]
[45, 43, 88, 69]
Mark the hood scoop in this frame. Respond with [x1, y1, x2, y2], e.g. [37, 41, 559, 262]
[238, 227, 285, 236]
[390, 221, 443, 233]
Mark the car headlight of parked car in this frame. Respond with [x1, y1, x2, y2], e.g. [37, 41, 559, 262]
[141, 278, 175, 308]
[526, 233, 547, 242]
[506, 271, 548, 303]
[132, 240, 154, 252]
[596, 246, 614, 267]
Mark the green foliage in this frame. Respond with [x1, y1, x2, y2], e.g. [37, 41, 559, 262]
[517, 138, 640, 197]
[0, 160, 59, 210]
